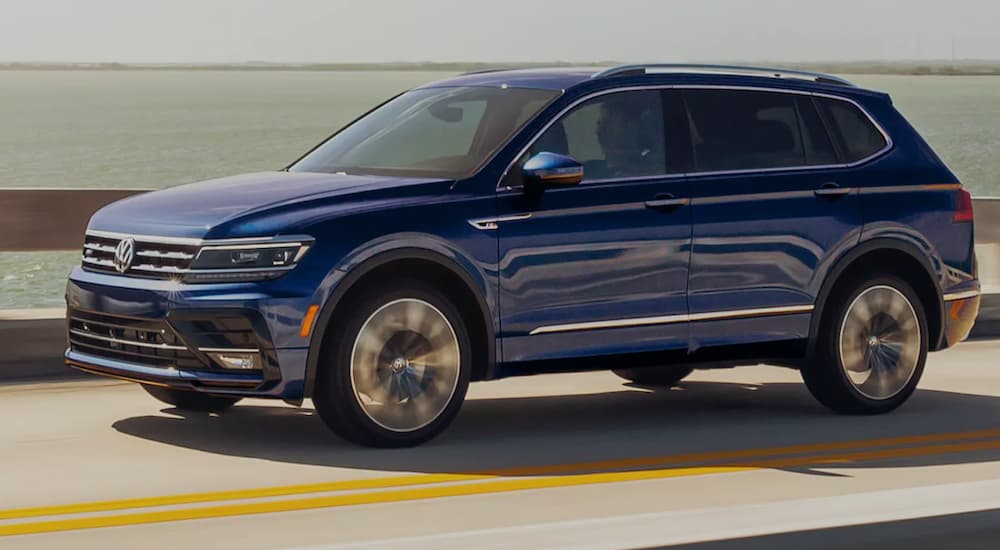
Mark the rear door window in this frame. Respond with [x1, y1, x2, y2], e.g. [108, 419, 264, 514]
[683, 90, 838, 172]
[816, 97, 888, 163]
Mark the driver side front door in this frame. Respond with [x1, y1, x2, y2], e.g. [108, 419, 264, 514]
[494, 89, 693, 366]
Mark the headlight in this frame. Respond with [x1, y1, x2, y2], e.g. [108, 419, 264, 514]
[185, 238, 312, 283]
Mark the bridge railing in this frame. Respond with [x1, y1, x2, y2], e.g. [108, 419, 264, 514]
[1, 189, 997, 380]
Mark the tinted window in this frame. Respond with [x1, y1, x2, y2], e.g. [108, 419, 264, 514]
[529, 90, 667, 181]
[797, 98, 839, 166]
[817, 97, 888, 163]
[683, 90, 837, 172]
[291, 86, 558, 179]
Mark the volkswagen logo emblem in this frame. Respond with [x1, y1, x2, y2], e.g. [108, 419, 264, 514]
[113, 238, 136, 273]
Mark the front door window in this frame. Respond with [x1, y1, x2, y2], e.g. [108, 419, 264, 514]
[530, 90, 667, 181]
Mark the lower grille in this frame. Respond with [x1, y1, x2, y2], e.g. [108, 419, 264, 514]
[68, 310, 206, 370]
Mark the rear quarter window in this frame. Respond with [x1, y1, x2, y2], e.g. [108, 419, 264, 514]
[816, 97, 888, 163]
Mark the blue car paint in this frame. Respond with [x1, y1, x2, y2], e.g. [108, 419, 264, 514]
[88, 171, 455, 239]
[66, 68, 979, 400]
[685, 168, 864, 349]
[496, 177, 692, 363]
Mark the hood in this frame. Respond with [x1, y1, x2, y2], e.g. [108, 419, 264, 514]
[87, 171, 448, 239]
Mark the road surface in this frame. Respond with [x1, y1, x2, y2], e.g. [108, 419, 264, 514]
[1, 340, 999, 549]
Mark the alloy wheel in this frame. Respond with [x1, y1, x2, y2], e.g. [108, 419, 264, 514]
[349, 298, 461, 432]
[838, 285, 921, 400]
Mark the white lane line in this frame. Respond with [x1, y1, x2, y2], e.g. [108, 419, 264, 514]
[296, 478, 1000, 550]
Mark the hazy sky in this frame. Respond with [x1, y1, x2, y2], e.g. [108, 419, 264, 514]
[3, 0, 998, 63]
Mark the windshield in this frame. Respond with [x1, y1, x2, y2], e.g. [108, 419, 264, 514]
[289, 86, 559, 179]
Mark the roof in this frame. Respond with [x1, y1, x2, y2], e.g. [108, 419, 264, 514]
[414, 64, 880, 97]
[417, 68, 599, 91]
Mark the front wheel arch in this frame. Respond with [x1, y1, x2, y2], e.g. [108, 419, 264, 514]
[303, 248, 495, 400]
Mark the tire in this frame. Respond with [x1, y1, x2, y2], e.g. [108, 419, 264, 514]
[613, 365, 693, 387]
[802, 274, 928, 414]
[142, 386, 242, 412]
[313, 280, 472, 448]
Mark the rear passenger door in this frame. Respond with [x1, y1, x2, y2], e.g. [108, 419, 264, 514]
[681, 88, 864, 350]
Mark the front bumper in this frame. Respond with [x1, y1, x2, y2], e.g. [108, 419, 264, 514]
[65, 267, 312, 399]
[66, 349, 266, 391]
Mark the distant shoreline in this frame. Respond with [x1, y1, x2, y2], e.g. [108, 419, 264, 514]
[3, 61, 1000, 76]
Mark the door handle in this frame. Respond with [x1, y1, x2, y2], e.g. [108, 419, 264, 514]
[814, 183, 851, 198]
[645, 194, 689, 210]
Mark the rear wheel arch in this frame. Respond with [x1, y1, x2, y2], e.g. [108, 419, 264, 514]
[803, 273, 929, 413]
[810, 239, 944, 356]
[303, 248, 495, 399]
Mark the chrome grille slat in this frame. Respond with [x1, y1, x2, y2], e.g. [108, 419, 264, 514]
[81, 232, 199, 279]
[74, 320, 165, 336]
[69, 340, 182, 364]
[69, 315, 179, 346]
[83, 243, 116, 253]
[69, 329, 188, 351]
[136, 250, 195, 260]
[131, 264, 190, 274]
[67, 310, 208, 371]
[82, 256, 115, 267]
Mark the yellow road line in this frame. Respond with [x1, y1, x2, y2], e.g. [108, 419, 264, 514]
[2, 428, 999, 522]
[488, 428, 1000, 476]
[0, 473, 490, 522]
[3, 438, 1000, 537]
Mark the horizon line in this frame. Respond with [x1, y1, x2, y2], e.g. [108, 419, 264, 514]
[4, 59, 1000, 66]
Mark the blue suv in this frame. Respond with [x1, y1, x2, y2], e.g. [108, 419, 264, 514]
[67, 64, 980, 447]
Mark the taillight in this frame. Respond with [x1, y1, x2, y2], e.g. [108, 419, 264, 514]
[954, 188, 974, 223]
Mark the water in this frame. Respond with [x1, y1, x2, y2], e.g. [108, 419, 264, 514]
[2, 70, 999, 308]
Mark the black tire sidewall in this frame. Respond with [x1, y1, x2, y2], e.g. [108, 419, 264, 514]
[814, 274, 928, 413]
[314, 281, 472, 447]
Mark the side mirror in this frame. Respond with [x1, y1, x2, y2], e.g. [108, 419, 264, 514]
[522, 152, 584, 191]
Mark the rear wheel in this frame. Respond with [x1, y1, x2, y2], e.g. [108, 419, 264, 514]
[142, 386, 242, 412]
[802, 275, 927, 414]
[613, 365, 693, 387]
[313, 280, 471, 448]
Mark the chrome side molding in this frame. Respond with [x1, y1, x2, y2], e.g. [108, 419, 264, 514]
[468, 213, 533, 230]
[529, 304, 814, 335]
[943, 289, 981, 301]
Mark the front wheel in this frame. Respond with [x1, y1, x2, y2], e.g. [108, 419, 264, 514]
[313, 281, 472, 448]
[142, 386, 242, 412]
[802, 275, 928, 414]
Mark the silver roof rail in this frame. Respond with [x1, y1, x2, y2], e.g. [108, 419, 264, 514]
[592, 64, 855, 86]
[459, 67, 515, 76]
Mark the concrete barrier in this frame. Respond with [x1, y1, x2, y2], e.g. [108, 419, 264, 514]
[1, 190, 998, 381]
[0, 189, 147, 251]
[0, 189, 147, 381]
[0, 311, 71, 381]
